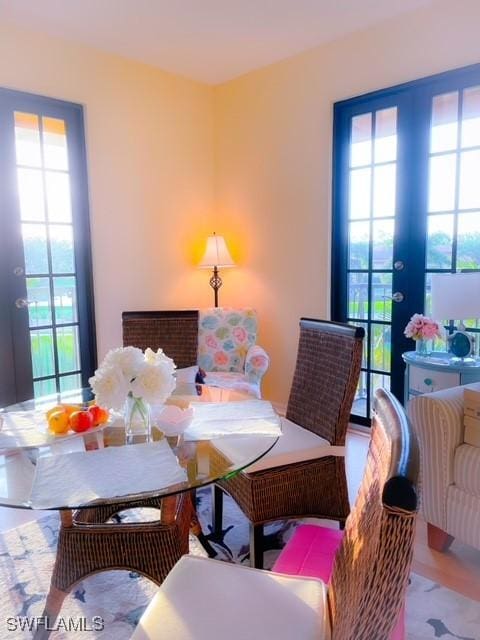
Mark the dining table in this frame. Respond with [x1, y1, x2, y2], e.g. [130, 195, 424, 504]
[0, 382, 280, 639]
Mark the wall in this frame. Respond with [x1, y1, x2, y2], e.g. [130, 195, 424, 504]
[3, 2, 480, 406]
[214, 0, 480, 406]
[0, 23, 215, 361]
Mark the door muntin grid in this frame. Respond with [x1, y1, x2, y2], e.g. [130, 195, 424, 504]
[14, 112, 82, 397]
[347, 107, 397, 418]
[424, 86, 480, 340]
[333, 66, 480, 424]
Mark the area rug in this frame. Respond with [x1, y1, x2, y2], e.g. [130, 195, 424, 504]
[0, 489, 478, 639]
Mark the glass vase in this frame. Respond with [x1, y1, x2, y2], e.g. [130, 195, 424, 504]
[124, 393, 151, 444]
[415, 338, 432, 357]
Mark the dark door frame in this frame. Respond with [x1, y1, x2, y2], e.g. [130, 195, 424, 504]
[332, 62, 480, 423]
[0, 87, 96, 404]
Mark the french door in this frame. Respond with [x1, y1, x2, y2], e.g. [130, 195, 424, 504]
[0, 89, 96, 406]
[332, 64, 480, 423]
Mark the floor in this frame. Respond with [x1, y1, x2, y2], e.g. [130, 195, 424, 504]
[0, 429, 478, 603]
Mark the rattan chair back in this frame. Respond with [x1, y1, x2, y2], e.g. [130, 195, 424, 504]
[328, 388, 419, 640]
[122, 310, 199, 368]
[286, 319, 364, 445]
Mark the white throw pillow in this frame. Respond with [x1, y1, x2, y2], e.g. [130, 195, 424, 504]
[175, 366, 199, 384]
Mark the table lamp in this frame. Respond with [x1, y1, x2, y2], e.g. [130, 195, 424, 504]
[431, 272, 480, 361]
[198, 233, 235, 307]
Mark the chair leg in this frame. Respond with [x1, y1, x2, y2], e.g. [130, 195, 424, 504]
[212, 485, 224, 536]
[250, 523, 264, 569]
[427, 523, 454, 552]
[33, 585, 68, 640]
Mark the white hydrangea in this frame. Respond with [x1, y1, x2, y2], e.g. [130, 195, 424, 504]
[89, 365, 130, 411]
[144, 347, 176, 370]
[90, 346, 177, 408]
[102, 346, 145, 382]
[130, 361, 176, 404]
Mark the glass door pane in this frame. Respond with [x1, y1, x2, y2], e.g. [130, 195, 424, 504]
[333, 65, 480, 425]
[0, 88, 96, 405]
[14, 112, 82, 397]
[425, 85, 480, 338]
[347, 107, 398, 417]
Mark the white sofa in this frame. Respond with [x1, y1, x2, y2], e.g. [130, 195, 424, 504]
[409, 382, 480, 552]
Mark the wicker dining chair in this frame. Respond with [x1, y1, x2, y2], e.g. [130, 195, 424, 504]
[212, 318, 364, 567]
[36, 493, 192, 640]
[130, 388, 419, 640]
[122, 310, 199, 368]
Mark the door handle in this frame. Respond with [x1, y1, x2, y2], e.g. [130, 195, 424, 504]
[391, 292, 404, 303]
[15, 298, 29, 309]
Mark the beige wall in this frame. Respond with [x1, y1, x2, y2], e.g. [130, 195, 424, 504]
[214, 0, 480, 406]
[0, 23, 215, 360]
[3, 2, 480, 406]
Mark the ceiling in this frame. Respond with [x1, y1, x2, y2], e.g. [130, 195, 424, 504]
[0, 0, 435, 84]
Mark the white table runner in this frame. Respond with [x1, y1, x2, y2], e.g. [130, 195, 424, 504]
[29, 440, 187, 509]
[184, 399, 282, 441]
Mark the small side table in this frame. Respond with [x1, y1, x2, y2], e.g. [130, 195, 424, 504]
[402, 351, 480, 404]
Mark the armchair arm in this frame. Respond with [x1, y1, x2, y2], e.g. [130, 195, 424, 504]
[408, 385, 466, 530]
[245, 345, 270, 383]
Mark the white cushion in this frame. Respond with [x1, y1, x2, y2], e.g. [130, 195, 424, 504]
[131, 555, 330, 640]
[213, 417, 345, 473]
[204, 371, 261, 399]
[175, 366, 199, 384]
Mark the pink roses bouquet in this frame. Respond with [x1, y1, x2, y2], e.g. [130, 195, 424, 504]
[404, 314, 442, 341]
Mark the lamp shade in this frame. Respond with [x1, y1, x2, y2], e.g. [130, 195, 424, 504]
[198, 234, 235, 268]
[431, 272, 480, 320]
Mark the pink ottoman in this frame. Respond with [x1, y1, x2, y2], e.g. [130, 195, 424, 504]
[273, 525, 405, 640]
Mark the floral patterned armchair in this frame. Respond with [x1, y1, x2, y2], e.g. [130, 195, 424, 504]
[197, 308, 270, 398]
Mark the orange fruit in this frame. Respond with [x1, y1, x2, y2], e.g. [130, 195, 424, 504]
[45, 403, 82, 421]
[46, 405, 65, 420]
[62, 403, 83, 416]
[48, 410, 70, 435]
[97, 407, 109, 425]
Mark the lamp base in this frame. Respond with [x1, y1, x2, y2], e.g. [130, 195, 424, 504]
[209, 266, 222, 307]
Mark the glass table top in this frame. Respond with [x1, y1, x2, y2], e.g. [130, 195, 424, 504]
[0, 385, 279, 511]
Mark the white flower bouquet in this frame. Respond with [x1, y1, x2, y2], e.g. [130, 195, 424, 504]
[89, 346, 177, 411]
